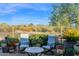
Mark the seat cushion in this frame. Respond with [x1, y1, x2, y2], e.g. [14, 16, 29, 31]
[42, 45, 51, 49]
[49, 43, 55, 46]
[20, 45, 29, 48]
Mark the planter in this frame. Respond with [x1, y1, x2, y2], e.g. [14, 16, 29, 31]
[56, 45, 64, 55]
[56, 49, 64, 55]
[2, 47, 9, 53]
[74, 44, 79, 53]
[65, 41, 76, 48]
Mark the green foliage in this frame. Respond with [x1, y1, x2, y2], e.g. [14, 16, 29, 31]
[6, 36, 19, 46]
[63, 28, 79, 42]
[29, 34, 48, 47]
[49, 4, 79, 28]
[7, 37, 18, 43]
[64, 48, 75, 56]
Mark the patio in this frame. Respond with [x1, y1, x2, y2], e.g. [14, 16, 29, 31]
[0, 33, 79, 56]
[0, 44, 77, 56]
[0, 47, 56, 56]
[0, 43, 78, 56]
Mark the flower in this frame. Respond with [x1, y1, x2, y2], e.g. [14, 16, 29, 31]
[63, 28, 79, 41]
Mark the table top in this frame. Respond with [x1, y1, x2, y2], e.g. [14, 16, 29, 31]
[25, 47, 44, 53]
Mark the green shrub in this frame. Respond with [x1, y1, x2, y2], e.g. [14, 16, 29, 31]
[6, 36, 19, 46]
[64, 48, 75, 56]
[29, 34, 48, 47]
[63, 28, 79, 42]
[7, 37, 19, 43]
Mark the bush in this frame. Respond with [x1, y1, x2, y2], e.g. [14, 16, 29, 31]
[64, 48, 75, 56]
[6, 37, 19, 46]
[63, 28, 79, 42]
[29, 34, 48, 47]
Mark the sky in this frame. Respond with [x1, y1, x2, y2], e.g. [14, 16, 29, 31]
[0, 3, 53, 25]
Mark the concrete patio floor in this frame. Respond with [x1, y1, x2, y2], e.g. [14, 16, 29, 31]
[0, 48, 56, 56]
[0, 52, 54, 56]
[0, 41, 77, 56]
[0, 48, 46, 56]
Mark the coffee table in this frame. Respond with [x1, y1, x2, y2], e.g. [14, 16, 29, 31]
[25, 47, 44, 56]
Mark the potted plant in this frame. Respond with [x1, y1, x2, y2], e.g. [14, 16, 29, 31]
[74, 44, 79, 54]
[63, 28, 78, 47]
[64, 48, 75, 56]
[1, 41, 9, 53]
[29, 34, 48, 47]
[63, 28, 79, 53]
[56, 45, 64, 55]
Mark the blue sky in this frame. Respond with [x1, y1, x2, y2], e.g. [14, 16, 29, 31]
[0, 3, 53, 25]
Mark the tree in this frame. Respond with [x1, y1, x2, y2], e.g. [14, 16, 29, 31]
[28, 23, 34, 26]
[49, 3, 79, 28]
[0, 23, 11, 32]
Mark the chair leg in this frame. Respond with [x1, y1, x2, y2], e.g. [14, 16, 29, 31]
[43, 49, 54, 55]
[26, 52, 31, 56]
[19, 48, 26, 53]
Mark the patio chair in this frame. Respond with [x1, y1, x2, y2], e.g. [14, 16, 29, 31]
[42, 34, 56, 55]
[19, 34, 30, 53]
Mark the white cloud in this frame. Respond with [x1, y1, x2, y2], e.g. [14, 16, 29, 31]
[0, 4, 51, 25]
[0, 3, 51, 16]
[0, 4, 17, 15]
[0, 8, 16, 14]
[7, 3, 51, 11]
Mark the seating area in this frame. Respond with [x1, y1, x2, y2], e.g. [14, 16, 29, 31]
[0, 33, 79, 56]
